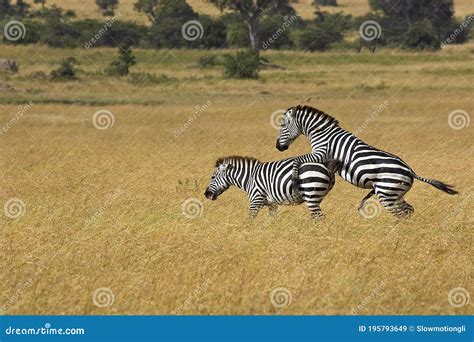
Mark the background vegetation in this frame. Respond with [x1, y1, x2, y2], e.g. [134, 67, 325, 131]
[0, 0, 473, 51]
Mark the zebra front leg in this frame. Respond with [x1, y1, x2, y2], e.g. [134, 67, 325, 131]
[248, 198, 265, 220]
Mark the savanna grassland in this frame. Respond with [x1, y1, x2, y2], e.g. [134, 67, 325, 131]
[1, 38, 473, 315]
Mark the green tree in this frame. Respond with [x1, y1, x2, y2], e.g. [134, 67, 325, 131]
[13, 0, 30, 16]
[40, 5, 79, 47]
[145, 0, 198, 48]
[95, 0, 118, 15]
[205, 0, 294, 52]
[369, 0, 455, 43]
[134, 0, 159, 22]
[33, 0, 46, 8]
[0, 0, 12, 18]
[313, 0, 337, 6]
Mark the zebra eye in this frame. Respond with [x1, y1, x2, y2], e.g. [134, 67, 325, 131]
[211, 176, 215, 180]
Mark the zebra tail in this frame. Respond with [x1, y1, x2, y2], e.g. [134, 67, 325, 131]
[413, 174, 459, 195]
[326, 159, 343, 175]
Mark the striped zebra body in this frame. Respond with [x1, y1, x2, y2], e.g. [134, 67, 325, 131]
[204, 156, 339, 220]
[276, 105, 458, 218]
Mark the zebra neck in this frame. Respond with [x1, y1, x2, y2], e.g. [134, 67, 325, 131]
[228, 165, 255, 193]
[307, 124, 339, 150]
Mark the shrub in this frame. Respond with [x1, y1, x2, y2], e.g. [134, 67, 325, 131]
[106, 45, 136, 76]
[226, 22, 250, 48]
[402, 20, 439, 50]
[128, 72, 176, 85]
[30, 71, 47, 80]
[290, 13, 349, 51]
[50, 57, 78, 81]
[198, 54, 219, 68]
[290, 26, 336, 51]
[222, 50, 259, 79]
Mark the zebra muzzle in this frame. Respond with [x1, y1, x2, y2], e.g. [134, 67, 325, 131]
[276, 141, 288, 151]
[204, 189, 217, 200]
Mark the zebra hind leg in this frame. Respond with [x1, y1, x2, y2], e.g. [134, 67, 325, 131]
[302, 195, 324, 221]
[377, 194, 414, 218]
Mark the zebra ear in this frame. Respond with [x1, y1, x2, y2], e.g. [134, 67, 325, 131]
[287, 107, 296, 118]
[219, 163, 233, 171]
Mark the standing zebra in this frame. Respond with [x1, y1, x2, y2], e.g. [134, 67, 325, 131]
[275, 105, 458, 218]
[204, 155, 340, 220]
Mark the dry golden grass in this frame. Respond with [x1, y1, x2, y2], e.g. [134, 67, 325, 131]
[38, 0, 474, 21]
[0, 44, 473, 315]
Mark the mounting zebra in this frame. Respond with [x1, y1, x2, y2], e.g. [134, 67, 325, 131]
[204, 156, 340, 220]
[275, 105, 458, 218]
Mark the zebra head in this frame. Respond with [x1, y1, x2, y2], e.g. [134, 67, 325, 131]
[204, 163, 233, 200]
[276, 105, 339, 152]
[276, 107, 301, 151]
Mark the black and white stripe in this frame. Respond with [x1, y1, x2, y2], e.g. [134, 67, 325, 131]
[204, 156, 339, 220]
[276, 105, 458, 217]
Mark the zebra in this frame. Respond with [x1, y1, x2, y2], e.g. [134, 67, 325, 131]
[204, 155, 340, 220]
[275, 105, 458, 218]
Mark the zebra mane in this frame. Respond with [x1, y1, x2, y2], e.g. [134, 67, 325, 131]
[295, 105, 339, 127]
[215, 156, 260, 167]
